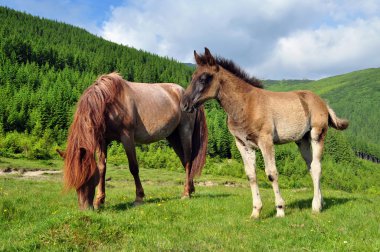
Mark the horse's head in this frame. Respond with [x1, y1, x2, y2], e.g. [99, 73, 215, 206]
[181, 48, 220, 113]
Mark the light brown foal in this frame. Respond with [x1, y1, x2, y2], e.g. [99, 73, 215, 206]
[181, 48, 348, 218]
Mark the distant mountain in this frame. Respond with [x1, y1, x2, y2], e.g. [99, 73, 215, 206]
[183, 63, 196, 68]
[263, 79, 314, 86]
[267, 68, 380, 158]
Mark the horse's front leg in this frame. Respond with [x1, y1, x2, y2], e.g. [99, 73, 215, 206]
[235, 139, 262, 219]
[259, 138, 286, 217]
[182, 161, 193, 199]
[121, 134, 145, 205]
[94, 143, 107, 209]
[77, 171, 99, 210]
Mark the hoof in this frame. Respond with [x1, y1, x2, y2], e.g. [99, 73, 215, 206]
[276, 208, 285, 218]
[250, 212, 260, 219]
[94, 198, 105, 210]
[133, 200, 144, 207]
[181, 194, 190, 200]
[312, 199, 322, 213]
[312, 206, 322, 213]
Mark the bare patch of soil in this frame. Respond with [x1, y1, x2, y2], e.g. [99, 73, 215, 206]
[196, 181, 218, 187]
[0, 168, 61, 178]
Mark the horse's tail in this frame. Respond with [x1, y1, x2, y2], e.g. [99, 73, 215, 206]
[190, 106, 208, 178]
[327, 105, 349, 130]
[64, 73, 123, 190]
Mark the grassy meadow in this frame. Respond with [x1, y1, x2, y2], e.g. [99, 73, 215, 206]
[1, 158, 379, 251]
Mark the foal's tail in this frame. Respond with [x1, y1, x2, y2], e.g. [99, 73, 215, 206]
[190, 106, 208, 178]
[327, 105, 349, 130]
[64, 73, 123, 190]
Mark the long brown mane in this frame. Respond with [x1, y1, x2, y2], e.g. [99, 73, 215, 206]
[64, 73, 124, 190]
[196, 53, 263, 88]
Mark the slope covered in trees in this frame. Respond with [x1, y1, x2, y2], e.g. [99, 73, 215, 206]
[0, 6, 378, 172]
[0, 6, 193, 156]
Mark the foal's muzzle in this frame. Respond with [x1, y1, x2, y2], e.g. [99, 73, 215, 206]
[180, 96, 196, 113]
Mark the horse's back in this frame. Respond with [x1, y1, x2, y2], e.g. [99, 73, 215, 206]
[126, 82, 185, 143]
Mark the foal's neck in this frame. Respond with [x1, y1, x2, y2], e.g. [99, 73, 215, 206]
[216, 69, 258, 116]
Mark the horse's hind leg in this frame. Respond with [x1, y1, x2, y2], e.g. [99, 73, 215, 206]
[259, 138, 285, 217]
[121, 134, 145, 205]
[94, 143, 107, 209]
[309, 127, 327, 212]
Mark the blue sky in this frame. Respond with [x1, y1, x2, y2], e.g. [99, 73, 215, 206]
[1, 0, 380, 79]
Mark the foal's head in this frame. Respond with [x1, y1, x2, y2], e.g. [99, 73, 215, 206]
[181, 48, 221, 113]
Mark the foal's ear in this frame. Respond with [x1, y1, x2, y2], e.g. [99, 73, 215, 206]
[204, 47, 216, 66]
[194, 50, 202, 65]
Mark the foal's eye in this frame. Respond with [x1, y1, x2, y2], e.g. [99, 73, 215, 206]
[200, 73, 213, 84]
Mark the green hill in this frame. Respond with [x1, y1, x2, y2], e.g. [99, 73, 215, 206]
[265, 68, 380, 158]
[0, 6, 193, 155]
[0, 6, 379, 165]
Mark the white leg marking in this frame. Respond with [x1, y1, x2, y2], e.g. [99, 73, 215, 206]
[259, 139, 285, 218]
[310, 128, 324, 213]
[235, 139, 262, 219]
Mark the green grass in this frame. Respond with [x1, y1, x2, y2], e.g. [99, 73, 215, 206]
[0, 156, 63, 170]
[1, 161, 379, 251]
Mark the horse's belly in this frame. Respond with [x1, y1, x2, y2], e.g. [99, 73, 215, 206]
[273, 119, 309, 144]
[134, 114, 180, 144]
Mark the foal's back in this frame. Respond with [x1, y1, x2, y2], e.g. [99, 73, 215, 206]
[254, 89, 329, 144]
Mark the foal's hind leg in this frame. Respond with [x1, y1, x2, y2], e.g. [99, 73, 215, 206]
[94, 143, 107, 209]
[121, 134, 145, 205]
[309, 127, 326, 212]
[259, 138, 285, 217]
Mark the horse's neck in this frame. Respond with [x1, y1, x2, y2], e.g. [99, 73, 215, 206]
[217, 71, 258, 116]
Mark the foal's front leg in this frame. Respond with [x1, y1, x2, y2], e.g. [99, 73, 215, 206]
[235, 139, 262, 218]
[259, 139, 286, 217]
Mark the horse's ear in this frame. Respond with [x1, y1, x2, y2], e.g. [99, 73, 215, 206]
[56, 149, 66, 159]
[194, 50, 202, 65]
[204, 47, 216, 66]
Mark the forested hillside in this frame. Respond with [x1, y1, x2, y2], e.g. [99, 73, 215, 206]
[0, 6, 378, 169]
[0, 6, 194, 157]
[266, 69, 380, 158]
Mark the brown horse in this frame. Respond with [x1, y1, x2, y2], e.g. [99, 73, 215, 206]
[64, 73, 207, 210]
[181, 48, 348, 218]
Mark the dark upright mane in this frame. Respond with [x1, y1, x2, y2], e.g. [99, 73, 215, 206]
[196, 53, 263, 88]
[215, 57, 263, 88]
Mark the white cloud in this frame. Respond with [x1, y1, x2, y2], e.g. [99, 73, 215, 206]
[99, 0, 380, 79]
[256, 18, 380, 79]
[101, 0, 325, 66]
